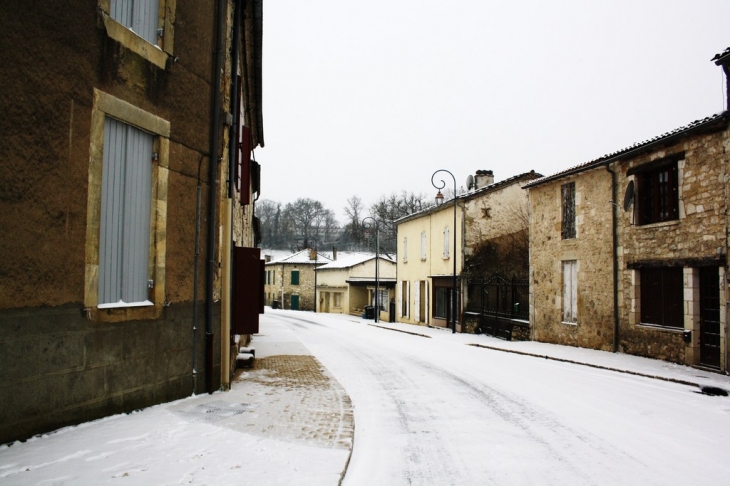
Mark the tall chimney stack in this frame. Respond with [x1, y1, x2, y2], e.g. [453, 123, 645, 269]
[712, 47, 730, 110]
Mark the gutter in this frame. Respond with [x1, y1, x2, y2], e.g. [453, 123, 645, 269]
[205, 0, 226, 395]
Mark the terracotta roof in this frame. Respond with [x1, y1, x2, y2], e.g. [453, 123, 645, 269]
[524, 112, 730, 189]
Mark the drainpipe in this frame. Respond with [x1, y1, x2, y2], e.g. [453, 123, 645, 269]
[606, 164, 620, 352]
[205, 0, 226, 394]
[219, 0, 243, 393]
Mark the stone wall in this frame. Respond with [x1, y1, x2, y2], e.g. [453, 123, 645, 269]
[529, 167, 615, 351]
[0, 302, 219, 444]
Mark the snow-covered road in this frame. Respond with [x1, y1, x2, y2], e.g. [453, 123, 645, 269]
[270, 311, 730, 485]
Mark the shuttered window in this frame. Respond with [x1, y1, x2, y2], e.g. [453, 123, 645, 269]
[640, 267, 683, 328]
[110, 0, 160, 45]
[98, 117, 154, 306]
[403, 237, 408, 263]
[291, 270, 300, 285]
[562, 260, 578, 323]
[443, 227, 450, 258]
[420, 231, 427, 260]
[638, 164, 679, 225]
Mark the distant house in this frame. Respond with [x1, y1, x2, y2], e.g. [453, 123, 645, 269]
[264, 249, 331, 311]
[395, 170, 541, 332]
[0, 1, 264, 444]
[525, 47, 730, 372]
[316, 252, 397, 320]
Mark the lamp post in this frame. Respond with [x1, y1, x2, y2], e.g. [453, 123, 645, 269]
[431, 169, 458, 334]
[362, 217, 380, 323]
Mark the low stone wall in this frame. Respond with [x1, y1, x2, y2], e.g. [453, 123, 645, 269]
[0, 302, 219, 444]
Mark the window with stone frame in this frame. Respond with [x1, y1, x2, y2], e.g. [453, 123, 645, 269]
[562, 260, 577, 323]
[561, 182, 576, 239]
[636, 161, 679, 225]
[291, 270, 300, 286]
[640, 267, 683, 328]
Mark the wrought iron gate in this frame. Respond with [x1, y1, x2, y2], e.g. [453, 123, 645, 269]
[465, 274, 529, 340]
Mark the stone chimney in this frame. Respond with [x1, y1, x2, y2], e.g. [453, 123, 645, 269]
[475, 170, 494, 189]
[265, 254, 271, 263]
[309, 248, 317, 261]
[712, 47, 730, 110]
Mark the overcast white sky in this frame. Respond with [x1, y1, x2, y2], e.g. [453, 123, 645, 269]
[257, 0, 729, 220]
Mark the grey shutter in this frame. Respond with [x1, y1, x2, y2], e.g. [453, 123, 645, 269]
[99, 117, 153, 305]
[111, 0, 160, 45]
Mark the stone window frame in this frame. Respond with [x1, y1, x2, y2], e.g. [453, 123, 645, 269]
[97, 0, 177, 70]
[291, 270, 300, 286]
[628, 153, 683, 226]
[561, 182, 576, 239]
[85, 89, 170, 322]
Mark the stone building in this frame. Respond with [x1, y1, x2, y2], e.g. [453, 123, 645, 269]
[264, 249, 331, 311]
[525, 47, 730, 372]
[395, 170, 540, 332]
[0, 1, 264, 444]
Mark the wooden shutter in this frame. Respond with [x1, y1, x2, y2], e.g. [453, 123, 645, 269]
[99, 117, 153, 305]
[232, 247, 262, 335]
[110, 0, 160, 44]
[239, 126, 251, 205]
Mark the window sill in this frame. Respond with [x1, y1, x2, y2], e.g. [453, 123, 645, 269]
[636, 323, 684, 333]
[100, 12, 168, 69]
[636, 219, 680, 229]
[98, 300, 154, 309]
[561, 321, 577, 326]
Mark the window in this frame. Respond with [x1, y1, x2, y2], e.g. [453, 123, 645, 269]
[98, 0, 174, 69]
[561, 182, 575, 239]
[291, 270, 300, 285]
[110, 0, 160, 44]
[420, 231, 427, 260]
[98, 118, 154, 306]
[637, 163, 678, 225]
[85, 89, 170, 318]
[334, 293, 342, 308]
[562, 260, 577, 323]
[640, 267, 683, 328]
[443, 227, 450, 258]
[434, 287, 448, 319]
[378, 289, 388, 311]
[403, 237, 408, 263]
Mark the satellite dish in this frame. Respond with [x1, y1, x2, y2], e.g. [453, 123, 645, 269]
[623, 180, 635, 211]
[466, 174, 474, 190]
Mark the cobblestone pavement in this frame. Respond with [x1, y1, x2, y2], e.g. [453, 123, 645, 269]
[230, 355, 354, 451]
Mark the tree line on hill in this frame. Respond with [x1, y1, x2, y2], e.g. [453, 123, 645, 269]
[255, 191, 432, 255]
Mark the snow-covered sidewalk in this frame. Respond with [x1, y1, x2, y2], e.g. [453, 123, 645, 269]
[0, 316, 353, 485]
[368, 319, 730, 391]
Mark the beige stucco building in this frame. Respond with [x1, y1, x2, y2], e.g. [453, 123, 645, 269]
[395, 170, 540, 331]
[316, 253, 396, 321]
[526, 47, 730, 372]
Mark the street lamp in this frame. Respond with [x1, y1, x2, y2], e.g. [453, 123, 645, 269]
[362, 217, 380, 323]
[431, 169, 458, 334]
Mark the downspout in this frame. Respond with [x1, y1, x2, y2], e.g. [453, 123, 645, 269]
[220, 0, 242, 393]
[606, 163, 620, 352]
[192, 156, 204, 394]
[205, 0, 226, 395]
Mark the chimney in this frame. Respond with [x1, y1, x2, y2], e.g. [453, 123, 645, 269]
[265, 255, 271, 263]
[475, 170, 494, 189]
[309, 248, 317, 261]
[332, 245, 337, 261]
[712, 47, 730, 110]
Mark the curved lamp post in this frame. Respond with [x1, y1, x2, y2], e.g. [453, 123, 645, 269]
[431, 169, 458, 334]
[362, 217, 380, 323]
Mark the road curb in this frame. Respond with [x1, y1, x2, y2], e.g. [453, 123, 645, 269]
[467, 343, 701, 388]
[368, 323, 432, 338]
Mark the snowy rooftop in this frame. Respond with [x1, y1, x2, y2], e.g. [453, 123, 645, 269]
[316, 252, 396, 271]
[264, 248, 333, 265]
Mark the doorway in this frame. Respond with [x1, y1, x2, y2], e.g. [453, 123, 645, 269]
[699, 267, 721, 368]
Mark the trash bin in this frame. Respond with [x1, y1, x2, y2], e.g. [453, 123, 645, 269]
[389, 301, 396, 323]
[272, 300, 280, 309]
[364, 305, 374, 319]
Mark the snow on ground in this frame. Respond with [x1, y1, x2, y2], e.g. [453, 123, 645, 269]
[2, 309, 729, 485]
